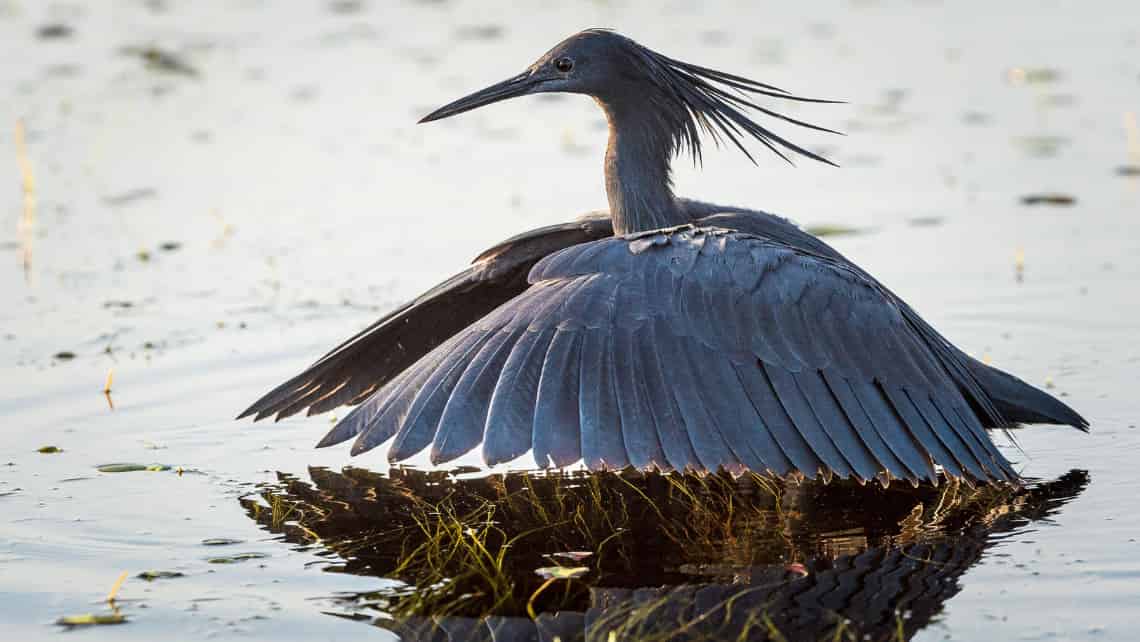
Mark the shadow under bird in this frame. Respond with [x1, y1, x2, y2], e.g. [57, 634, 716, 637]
[239, 29, 1087, 485]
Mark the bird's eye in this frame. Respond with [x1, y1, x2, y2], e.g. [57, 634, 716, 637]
[554, 57, 574, 73]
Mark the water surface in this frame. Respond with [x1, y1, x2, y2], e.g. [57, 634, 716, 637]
[2, 1, 1138, 640]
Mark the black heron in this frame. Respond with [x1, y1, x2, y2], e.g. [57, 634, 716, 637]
[240, 29, 1087, 484]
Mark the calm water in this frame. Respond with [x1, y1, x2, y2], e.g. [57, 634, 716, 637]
[2, 1, 1138, 640]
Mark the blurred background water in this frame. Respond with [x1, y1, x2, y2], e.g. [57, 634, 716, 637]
[1, 1, 1138, 640]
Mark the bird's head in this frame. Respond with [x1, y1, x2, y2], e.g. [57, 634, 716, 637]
[419, 29, 841, 166]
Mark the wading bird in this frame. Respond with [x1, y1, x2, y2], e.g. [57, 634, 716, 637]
[240, 29, 1086, 485]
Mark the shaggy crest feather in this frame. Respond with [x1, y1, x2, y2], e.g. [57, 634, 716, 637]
[582, 28, 843, 166]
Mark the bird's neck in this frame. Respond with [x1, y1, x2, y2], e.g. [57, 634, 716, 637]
[600, 100, 686, 235]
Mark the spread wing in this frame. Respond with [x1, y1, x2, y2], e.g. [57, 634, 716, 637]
[236, 201, 837, 423]
[237, 214, 613, 421]
[323, 227, 1017, 484]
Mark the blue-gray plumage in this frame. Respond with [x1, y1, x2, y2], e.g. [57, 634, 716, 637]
[239, 29, 1087, 484]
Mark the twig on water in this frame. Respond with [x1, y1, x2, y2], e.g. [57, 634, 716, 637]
[106, 571, 128, 604]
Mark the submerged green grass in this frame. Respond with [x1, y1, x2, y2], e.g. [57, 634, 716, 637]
[240, 467, 1087, 641]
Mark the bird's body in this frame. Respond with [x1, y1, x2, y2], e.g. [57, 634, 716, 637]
[240, 30, 1086, 484]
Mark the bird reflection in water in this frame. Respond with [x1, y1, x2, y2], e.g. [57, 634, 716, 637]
[240, 468, 1088, 641]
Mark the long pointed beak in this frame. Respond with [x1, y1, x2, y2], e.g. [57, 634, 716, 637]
[418, 72, 539, 123]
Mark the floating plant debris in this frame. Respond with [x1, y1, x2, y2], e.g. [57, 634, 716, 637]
[1005, 67, 1062, 85]
[121, 46, 198, 77]
[1021, 193, 1076, 206]
[207, 552, 268, 564]
[37, 24, 73, 40]
[55, 613, 127, 627]
[96, 463, 171, 473]
[136, 570, 184, 581]
[201, 538, 244, 546]
[36, 446, 62, 454]
[101, 188, 157, 207]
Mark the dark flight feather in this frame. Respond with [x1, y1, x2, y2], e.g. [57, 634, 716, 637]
[612, 326, 668, 470]
[532, 329, 585, 468]
[245, 201, 1085, 484]
[312, 227, 1024, 483]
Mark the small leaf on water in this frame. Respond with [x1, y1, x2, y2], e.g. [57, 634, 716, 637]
[136, 570, 184, 581]
[56, 613, 127, 626]
[96, 463, 171, 473]
[1005, 67, 1061, 85]
[37, 446, 62, 454]
[1020, 193, 1076, 206]
[534, 566, 589, 580]
[207, 552, 268, 564]
[201, 538, 243, 546]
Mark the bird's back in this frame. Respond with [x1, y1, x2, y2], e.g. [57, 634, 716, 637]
[318, 224, 1019, 484]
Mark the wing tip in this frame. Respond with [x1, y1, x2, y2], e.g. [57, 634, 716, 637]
[315, 430, 344, 449]
[236, 395, 281, 421]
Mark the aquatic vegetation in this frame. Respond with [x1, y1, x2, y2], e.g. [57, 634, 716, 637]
[55, 612, 127, 627]
[101, 187, 158, 207]
[1021, 193, 1076, 206]
[57, 572, 130, 628]
[120, 46, 198, 77]
[207, 552, 269, 564]
[36, 24, 74, 40]
[240, 467, 1088, 640]
[1005, 67, 1063, 85]
[201, 538, 244, 546]
[136, 570, 185, 581]
[96, 463, 172, 473]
